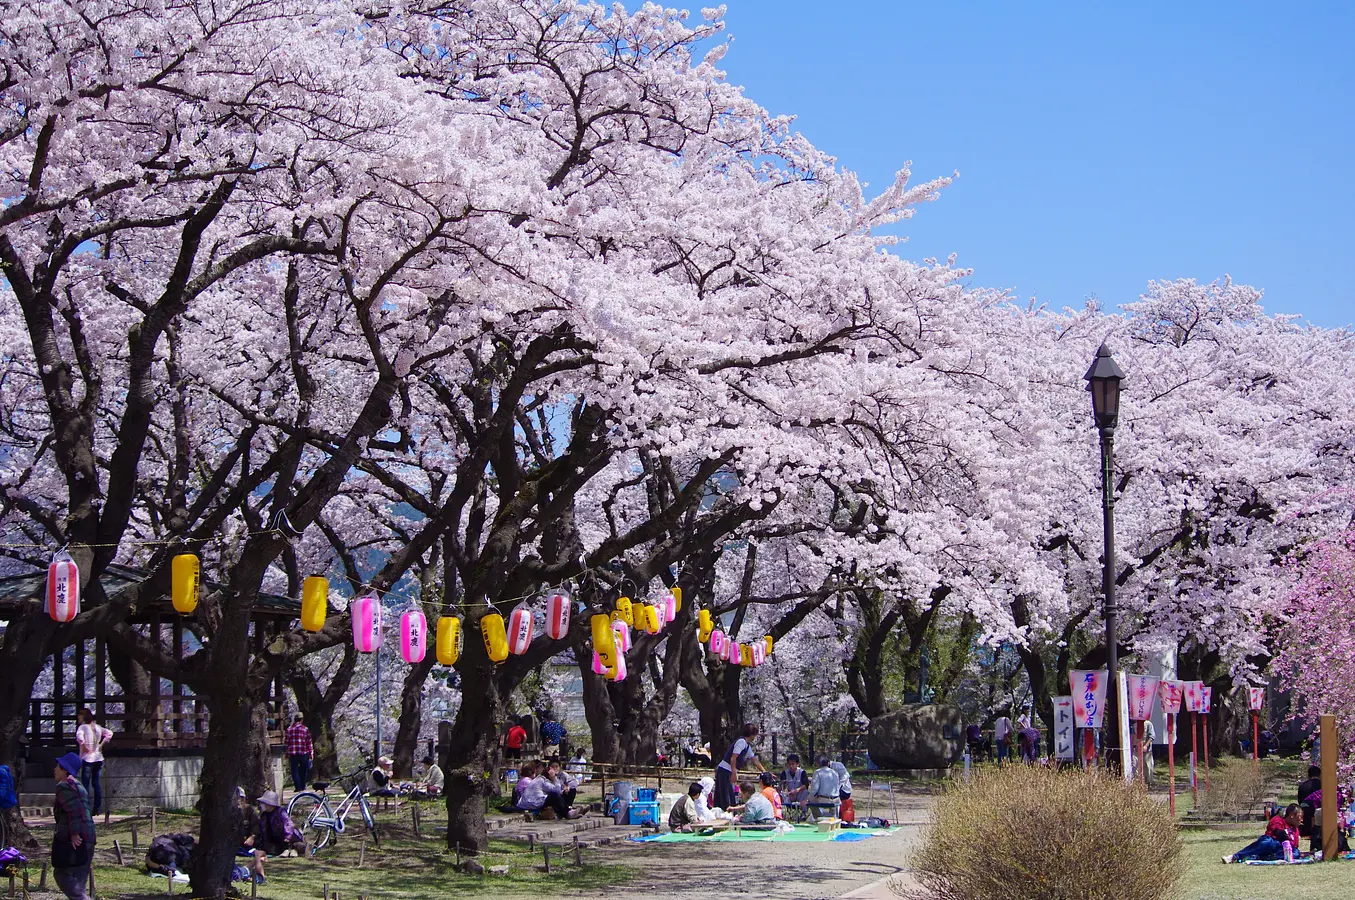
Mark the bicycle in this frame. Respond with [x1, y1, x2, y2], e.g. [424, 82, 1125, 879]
[286, 772, 380, 852]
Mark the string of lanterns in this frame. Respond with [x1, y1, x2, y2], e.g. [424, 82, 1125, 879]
[43, 549, 776, 675]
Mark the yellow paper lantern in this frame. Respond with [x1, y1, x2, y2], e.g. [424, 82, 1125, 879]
[171, 553, 199, 614]
[591, 613, 618, 670]
[698, 609, 714, 643]
[481, 612, 509, 663]
[763, 634, 774, 656]
[436, 616, 463, 666]
[739, 644, 753, 667]
[638, 603, 659, 635]
[300, 575, 328, 632]
[671, 586, 682, 614]
[615, 596, 634, 627]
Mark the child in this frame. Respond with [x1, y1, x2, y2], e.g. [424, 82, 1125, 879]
[668, 782, 703, 832]
[759, 771, 784, 819]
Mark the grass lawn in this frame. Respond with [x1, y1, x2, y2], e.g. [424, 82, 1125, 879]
[1180, 826, 1352, 900]
[46, 805, 631, 900]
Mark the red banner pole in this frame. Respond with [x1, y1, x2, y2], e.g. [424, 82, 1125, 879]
[1203, 714, 1211, 792]
[1253, 712, 1259, 768]
[1191, 711, 1199, 808]
[1167, 713, 1176, 818]
[1135, 720, 1145, 784]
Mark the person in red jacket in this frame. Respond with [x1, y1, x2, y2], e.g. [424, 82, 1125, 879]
[505, 719, 528, 760]
[1222, 804, 1302, 863]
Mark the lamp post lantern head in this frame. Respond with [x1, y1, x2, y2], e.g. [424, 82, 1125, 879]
[1084, 341, 1126, 431]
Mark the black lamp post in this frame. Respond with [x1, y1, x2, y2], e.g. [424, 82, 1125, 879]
[1085, 341, 1125, 769]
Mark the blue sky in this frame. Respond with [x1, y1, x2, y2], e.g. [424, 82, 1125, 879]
[714, 1, 1354, 328]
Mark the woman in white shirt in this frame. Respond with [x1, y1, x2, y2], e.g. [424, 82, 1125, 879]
[75, 707, 113, 814]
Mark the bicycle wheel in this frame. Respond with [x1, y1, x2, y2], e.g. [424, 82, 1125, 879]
[287, 792, 334, 853]
[359, 798, 380, 849]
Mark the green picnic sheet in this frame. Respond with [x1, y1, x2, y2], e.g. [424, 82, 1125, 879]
[630, 825, 899, 843]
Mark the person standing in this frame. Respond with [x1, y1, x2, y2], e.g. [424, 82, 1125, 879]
[284, 714, 314, 793]
[75, 709, 113, 815]
[505, 719, 528, 760]
[994, 713, 1014, 764]
[713, 723, 763, 810]
[1138, 719, 1157, 785]
[52, 752, 96, 900]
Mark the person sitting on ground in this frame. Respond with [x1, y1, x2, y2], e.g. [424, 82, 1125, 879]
[420, 755, 443, 798]
[544, 760, 579, 806]
[694, 775, 731, 821]
[779, 754, 810, 814]
[516, 764, 579, 819]
[1222, 803, 1301, 864]
[1297, 764, 1322, 837]
[370, 756, 397, 797]
[242, 791, 306, 883]
[668, 782, 703, 832]
[735, 781, 775, 825]
[758, 771, 784, 819]
[808, 756, 840, 820]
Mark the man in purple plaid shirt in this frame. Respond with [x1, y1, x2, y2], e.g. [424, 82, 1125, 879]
[285, 714, 314, 792]
[52, 752, 95, 900]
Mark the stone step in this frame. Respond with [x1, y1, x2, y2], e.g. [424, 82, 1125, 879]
[20, 792, 56, 806]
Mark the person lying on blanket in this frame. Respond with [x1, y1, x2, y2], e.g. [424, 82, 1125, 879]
[1222, 804, 1302, 864]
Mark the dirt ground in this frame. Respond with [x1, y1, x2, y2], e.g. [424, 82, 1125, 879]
[561, 792, 933, 900]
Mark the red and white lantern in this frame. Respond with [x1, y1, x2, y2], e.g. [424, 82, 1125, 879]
[507, 604, 534, 655]
[400, 609, 427, 664]
[46, 550, 81, 623]
[1125, 674, 1160, 721]
[545, 591, 572, 640]
[1247, 687, 1265, 712]
[611, 618, 631, 654]
[1158, 680, 1184, 715]
[351, 594, 383, 653]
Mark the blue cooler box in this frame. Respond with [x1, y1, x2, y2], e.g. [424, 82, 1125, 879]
[627, 800, 660, 826]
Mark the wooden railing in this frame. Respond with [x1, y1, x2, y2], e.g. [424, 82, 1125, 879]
[27, 695, 284, 749]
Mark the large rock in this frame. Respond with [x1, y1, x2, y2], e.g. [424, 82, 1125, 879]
[867, 703, 964, 769]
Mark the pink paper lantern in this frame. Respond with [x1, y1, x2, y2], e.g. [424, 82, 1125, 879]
[611, 652, 628, 682]
[592, 650, 609, 675]
[611, 619, 631, 654]
[545, 591, 571, 640]
[661, 591, 677, 624]
[351, 594, 383, 653]
[400, 609, 427, 664]
[724, 640, 739, 663]
[752, 643, 766, 666]
[710, 630, 726, 654]
[507, 604, 533, 655]
[46, 550, 81, 623]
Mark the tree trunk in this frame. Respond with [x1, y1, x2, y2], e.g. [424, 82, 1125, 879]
[441, 654, 503, 855]
[0, 611, 55, 851]
[393, 653, 437, 778]
[575, 645, 622, 764]
[106, 643, 157, 736]
[189, 690, 253, 899]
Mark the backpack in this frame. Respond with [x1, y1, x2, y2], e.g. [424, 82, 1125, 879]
[0, 765, 16, 810]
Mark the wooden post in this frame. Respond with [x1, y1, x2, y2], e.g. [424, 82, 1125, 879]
[1202, 715, 1210, 792]
[167, 866, 173, 896]
[358, 841, 366, 868]
[95, 638, 107, 724]
[151, 806, 158, 835]
[573, 837, 581, 866]
[9, 870, 16, 899]
[527, 834, 535, 852]
[543, 845, 550, 874]
[114, 839, 124, 865]
[1321, 714, 1339, 860]
[1253, 712, 1260, 769]
[87, 865, 96, 898]
[454, 842, 460, 867]
[323, 883, 329, 900]
[1190, 712, 1199, 807]
[412, 801, 421, 837]
[38, 864, 47, 891]
[131, 823, 139, 848]
[250, 870, 257, 899]
[1134, 720, 1144, 784]
[21, 870, 28, 896]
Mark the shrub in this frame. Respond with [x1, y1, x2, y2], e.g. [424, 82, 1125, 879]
[900, 765, 1184, 900]
[1198, 758, 1274, 817]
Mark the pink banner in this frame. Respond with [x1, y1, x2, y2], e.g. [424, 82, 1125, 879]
[1247, 687, 1264, 712]
[1070, 669, 1107, 729]
[1126, 674, 1160, 721]
[1159, 680, 1183, 715]
[1183, 680, 1205, 713]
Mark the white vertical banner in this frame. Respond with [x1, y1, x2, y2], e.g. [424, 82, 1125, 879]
[1053, 696, 1076, 761]
[1118, 670, 1133, 781]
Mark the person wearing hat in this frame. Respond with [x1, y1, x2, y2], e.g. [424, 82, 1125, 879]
[51, 752, 96, 900]
[243, 790, 306, 883]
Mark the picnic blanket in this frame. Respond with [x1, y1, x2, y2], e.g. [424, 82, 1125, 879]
[630, 826, 898, 844]
[1244, 857, 1316, 866]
